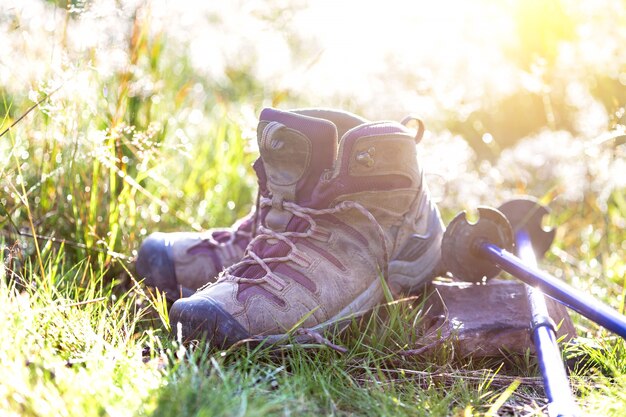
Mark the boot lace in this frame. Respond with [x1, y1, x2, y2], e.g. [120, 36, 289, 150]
[217, 196, 389, 290]
[194, 211, 254, 249]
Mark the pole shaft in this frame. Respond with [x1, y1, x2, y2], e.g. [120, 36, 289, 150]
[480, 242, 626, 340]
[516, 232, 578, 417]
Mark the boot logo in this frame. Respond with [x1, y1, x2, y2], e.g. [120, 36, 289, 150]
[355, 147, 376, 167]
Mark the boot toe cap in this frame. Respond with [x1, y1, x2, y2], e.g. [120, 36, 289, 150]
[169, 296, 250, 348]
[136, 233, 180, 297]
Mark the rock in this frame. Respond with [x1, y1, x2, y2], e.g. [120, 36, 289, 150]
[421, 279, 576, 358]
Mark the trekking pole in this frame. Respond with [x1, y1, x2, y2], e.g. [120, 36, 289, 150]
[442, 205, 626, 341]
[498, 199, 579, 417]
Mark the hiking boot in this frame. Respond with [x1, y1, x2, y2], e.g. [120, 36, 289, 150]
[135, 210, 255, 300]
[169, 107, 444, 347]
[135, 109, 369, 300]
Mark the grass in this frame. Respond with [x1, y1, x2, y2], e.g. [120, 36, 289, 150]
[2, 1, 626, 416]
[0, 254, 551, 416]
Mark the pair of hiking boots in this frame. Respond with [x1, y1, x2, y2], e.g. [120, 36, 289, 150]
[136, 107, 445, 348]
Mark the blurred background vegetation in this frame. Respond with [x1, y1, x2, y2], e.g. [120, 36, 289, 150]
[1, 0, 626, 415]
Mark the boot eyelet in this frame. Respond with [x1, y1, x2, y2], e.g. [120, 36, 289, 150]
[321, 169, 334, 182]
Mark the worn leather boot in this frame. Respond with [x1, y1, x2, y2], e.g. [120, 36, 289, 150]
[135, 109, 369, 300]
[135, 212, 255, 300]
[169, 108, 444, 346]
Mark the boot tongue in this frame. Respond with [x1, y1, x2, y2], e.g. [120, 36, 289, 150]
[257, 108, 338, 231]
